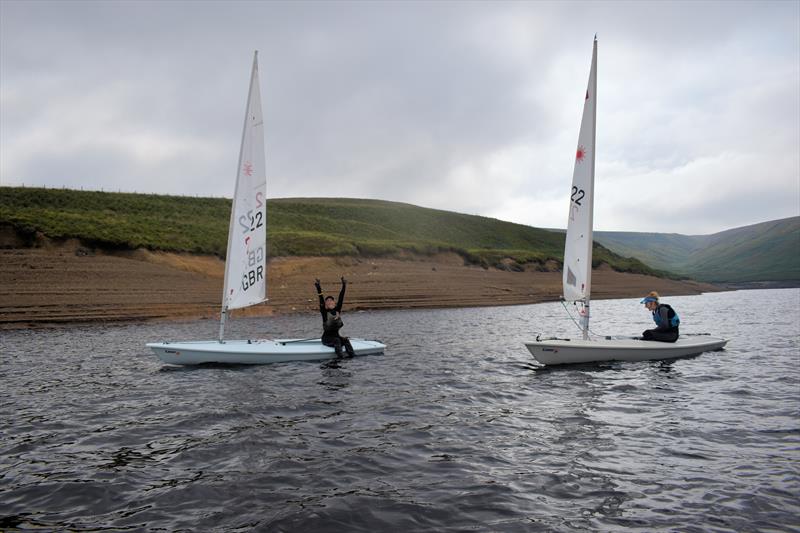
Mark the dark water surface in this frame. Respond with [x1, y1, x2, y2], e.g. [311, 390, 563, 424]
[1, 289, 799, 532]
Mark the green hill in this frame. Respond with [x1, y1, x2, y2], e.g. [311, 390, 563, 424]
[595, 217, 800, 283]
[0, 186, 661, 276]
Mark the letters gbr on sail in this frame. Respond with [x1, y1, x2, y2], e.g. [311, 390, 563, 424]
[562, 38, 597, 304]
[222, 52, 267, 310]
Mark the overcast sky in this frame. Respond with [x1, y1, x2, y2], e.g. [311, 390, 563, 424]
[1, 0, 798, 234]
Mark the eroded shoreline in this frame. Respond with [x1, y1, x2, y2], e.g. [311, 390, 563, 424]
[0, 246, 719, 330]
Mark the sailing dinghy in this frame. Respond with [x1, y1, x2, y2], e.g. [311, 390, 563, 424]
[525, 37, 726, 366]
[147, 52, 385, 365]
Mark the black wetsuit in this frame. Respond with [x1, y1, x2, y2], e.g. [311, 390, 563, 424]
[316, 281, 355, 357]
[643, 303, 680, 343]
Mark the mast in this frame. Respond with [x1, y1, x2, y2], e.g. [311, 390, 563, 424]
[562, 36, 597, 340]
[219, 51, 263, 343]
[582, 36, 597, 339]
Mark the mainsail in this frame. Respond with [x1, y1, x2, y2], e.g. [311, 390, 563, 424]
[220, 52, 267, 339]
[562, 37, 597, 336]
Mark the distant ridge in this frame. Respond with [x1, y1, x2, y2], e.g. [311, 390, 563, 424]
[0, 187, 661, 277]
[595, 217, 800, 283]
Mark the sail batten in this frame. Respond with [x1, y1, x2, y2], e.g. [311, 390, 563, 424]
[221, 51, 267, 316]
[562, 38, 597, 306]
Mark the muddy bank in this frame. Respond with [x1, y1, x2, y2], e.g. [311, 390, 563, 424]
[0, 245, 718, 329]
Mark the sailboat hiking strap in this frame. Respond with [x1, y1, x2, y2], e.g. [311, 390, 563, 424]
[278, 338, 319, 345]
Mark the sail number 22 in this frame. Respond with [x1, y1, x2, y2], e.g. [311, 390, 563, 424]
[238, 210, 264, 234]
[571, 187, 585, 206]
[238, 193, 266, 234]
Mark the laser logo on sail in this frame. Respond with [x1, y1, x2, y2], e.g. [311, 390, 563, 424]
[576, 145, 586, 163]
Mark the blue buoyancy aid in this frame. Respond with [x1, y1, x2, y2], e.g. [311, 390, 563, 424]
[652, 303, 680, 328]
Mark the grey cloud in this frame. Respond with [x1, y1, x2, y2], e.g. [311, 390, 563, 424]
[1, 0, 798, 234]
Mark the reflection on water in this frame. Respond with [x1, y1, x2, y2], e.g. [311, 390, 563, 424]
[1, 289, 799, 531]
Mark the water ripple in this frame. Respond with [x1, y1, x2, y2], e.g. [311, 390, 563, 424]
[1, 289, 799, 531]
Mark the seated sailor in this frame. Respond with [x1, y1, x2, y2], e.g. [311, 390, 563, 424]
[641, 291, 680, 343]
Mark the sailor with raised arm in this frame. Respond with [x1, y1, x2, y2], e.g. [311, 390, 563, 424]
[315, 277, 356, 358]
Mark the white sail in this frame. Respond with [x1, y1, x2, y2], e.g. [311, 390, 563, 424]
[563, 37, 597, 305]
[222, 52, 267, 312]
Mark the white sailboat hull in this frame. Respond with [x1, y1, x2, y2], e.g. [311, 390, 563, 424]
[147, 338, 386, 365]
[525, 336, 728, 365]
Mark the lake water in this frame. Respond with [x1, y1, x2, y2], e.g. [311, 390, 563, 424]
[1, 288, 799, 532]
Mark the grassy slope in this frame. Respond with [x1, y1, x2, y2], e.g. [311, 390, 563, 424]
[1, 187, 231, 255]
[596, 217, 800, 282]
[0, 187, 661, 275]
[684, 218, 800, 282]
[591, 232, 698, 271]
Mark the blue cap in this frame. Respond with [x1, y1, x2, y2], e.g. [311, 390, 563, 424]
[640, 296, 658, 304]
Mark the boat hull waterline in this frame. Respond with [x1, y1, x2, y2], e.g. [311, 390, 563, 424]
[525, 336, 728, 365]
[147, 339, 386, 365]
